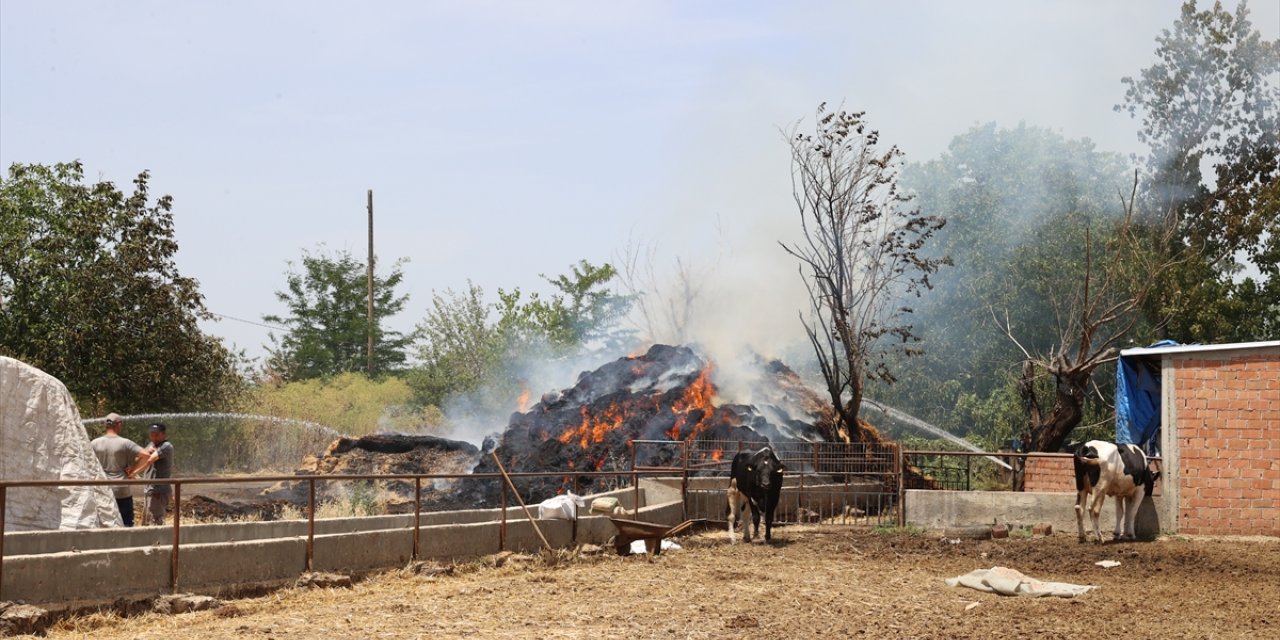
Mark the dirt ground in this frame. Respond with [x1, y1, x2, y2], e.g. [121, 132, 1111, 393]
[41, 526, 1279, 640]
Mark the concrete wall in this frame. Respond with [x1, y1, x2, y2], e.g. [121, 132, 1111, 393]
[2, 487, 682, 605]
[4, 487, 643, 557]
[1163, 346, 1280, 536]
[905, 489, 1168, 538]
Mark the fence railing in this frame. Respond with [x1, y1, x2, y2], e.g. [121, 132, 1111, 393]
[3, 443, 1158, 601]
[0, 468, 663, 600]
[904, 450, 1164, 492]
[634, 439, 905, 528]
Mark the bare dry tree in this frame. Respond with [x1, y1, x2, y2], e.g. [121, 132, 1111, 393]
[615, 232, 721, 346]
[782, 105, 948, 432]
[997, 171, 1182, 456]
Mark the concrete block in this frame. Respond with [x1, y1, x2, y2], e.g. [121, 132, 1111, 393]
[2, 545, 169, 603]
[312, 529, 411, 574]
[905, 490, 1169, 538]
[180, 537, 307, 592]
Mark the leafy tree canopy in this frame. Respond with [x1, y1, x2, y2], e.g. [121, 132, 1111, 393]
[0, 161, 242, 414]
[410, 260, 632, 408]
[264, 248, 410, 380]
[869, 124, 1132, 448]
[1119, 0, 1280, 341]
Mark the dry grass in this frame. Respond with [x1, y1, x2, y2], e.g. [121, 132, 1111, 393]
[38, 527, 1280, 640]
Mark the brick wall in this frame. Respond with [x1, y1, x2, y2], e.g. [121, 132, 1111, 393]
[1023, 455, 1076, 492]
[1024, 453, 1165, 496]
[1173, 351, 1280, 536]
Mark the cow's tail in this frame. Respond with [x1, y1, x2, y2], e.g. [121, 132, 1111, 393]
[1073, 447, 1100, 493]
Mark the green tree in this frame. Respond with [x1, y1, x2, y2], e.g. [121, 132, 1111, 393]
[1118, 0, 1280, 341]
[870, 124, 1135, 449]
[409, 260, 632, 408]
[263, 248, 410, 379]
[0, 161, 242, 413]
[520, 260, 633, 354]
[409, 282, 503, 407]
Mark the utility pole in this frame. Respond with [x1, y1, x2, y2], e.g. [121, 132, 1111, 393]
[366, 189, 375, 377]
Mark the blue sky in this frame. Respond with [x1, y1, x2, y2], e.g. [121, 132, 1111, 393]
[3, 1, 1277, 362]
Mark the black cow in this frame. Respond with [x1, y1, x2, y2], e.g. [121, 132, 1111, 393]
[727, 447, 785, 543]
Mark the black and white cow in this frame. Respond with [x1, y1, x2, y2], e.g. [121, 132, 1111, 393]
[727, 447, 785, 543]
[1073, 440, 1160, 543]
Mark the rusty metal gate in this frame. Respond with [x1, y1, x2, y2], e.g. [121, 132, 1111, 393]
[633, 439, 903, 527]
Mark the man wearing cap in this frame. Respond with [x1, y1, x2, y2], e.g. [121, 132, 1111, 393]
[131, 423, 175, 526]
[89, 413, 149, 527]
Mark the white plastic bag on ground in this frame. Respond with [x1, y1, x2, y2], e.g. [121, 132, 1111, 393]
[945, 567, 1095, 598]
[630, 539, 681, 554]
[537, 493, 585, 520]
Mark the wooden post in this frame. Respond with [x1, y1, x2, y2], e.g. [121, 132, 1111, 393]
[366, 189, 375, 377]
[489, 453, 552, 551]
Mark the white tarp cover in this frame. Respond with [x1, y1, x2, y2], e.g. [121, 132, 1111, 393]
[0, 356, 121, 531]
[945, 567, 1095, 598]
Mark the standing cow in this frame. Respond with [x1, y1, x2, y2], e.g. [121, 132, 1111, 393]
[1073, 440, 1161, 543]
[727, 447, 785, 543]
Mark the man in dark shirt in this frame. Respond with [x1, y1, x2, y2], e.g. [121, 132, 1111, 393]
[132, 423, 175, 526]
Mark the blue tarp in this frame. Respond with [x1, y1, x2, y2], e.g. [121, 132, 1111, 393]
[1115, 340, 1178, 453]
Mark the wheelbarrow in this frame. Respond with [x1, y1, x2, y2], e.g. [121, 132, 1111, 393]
[607, 517, 708, 556]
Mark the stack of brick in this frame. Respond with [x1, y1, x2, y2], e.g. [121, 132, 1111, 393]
[1022, 455, 1076, 492]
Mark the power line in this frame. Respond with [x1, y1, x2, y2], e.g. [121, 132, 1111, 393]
[208, 312, 289, 332]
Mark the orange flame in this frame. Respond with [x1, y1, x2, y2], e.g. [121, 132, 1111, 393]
[666, 419, 683, 441]
[559, 404, 626, 449]
[711, 449, 724, 462]
[669, 363, 718, 440]
[517, 387, 531, 412]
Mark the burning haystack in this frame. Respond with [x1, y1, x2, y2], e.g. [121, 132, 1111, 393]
[470, 344, 904, 503]
[267, 344, 927, 513]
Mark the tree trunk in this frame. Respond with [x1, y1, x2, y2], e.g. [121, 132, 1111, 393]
[1028, 370, 1088, 453]
[837, 376, 864, 439]
[822, 375, 862, 439]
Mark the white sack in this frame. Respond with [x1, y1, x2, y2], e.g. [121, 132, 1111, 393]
[537, 493, 585, 520]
